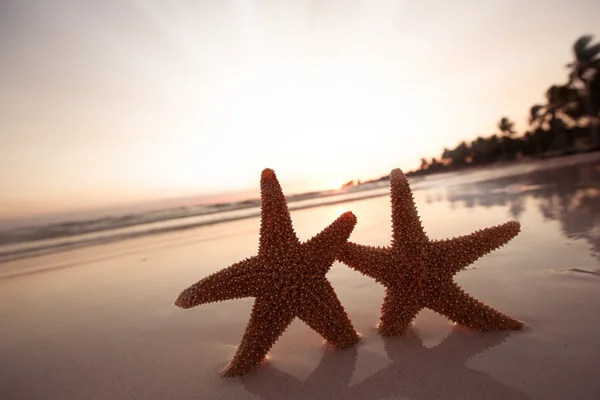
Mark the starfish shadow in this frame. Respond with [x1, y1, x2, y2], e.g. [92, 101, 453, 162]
[239, 344, 359, 399]
[351, 328, 530, 400]
[240, 328, 530, 400]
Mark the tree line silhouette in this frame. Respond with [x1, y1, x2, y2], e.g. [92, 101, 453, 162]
[410, 35, 600, 176]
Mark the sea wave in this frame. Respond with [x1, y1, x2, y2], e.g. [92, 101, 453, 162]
[0, 182, 392, 263]
[3, 152, 598, 264]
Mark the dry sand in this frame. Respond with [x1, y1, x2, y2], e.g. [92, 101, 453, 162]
[2, 155, 600, 399]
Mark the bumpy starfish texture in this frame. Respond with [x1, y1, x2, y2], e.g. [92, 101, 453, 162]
[338, 168, 525, 336]
[175, 168, 360, 377]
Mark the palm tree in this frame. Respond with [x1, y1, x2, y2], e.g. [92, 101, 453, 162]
[498, 117, 516, 136]
[487, 134, 502, 161]
[566, 35, 600, 148]
[470, 136, 489, 164]
[498, 117, 517, 159]
[530, 105, 546, 128]
[452, 141, 471, 166]
[441, 148, 454, 166]
[529, 85, 579, 152]
[429, 157, 442, 172]
[590, 67, 600, 127]
[528, 106, 546, 155]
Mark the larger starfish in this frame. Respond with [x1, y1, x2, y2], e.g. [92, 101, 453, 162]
[338, 168, 525, 336]
[175, 168, 360, 377]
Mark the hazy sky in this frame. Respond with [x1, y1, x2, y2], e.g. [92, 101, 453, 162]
[1, 0, 600, 222]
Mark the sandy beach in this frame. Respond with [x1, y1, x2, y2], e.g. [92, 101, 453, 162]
[2, 154, 600, 400]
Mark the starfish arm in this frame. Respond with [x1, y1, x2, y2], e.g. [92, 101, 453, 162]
[296, 280, 360, 348]
[426, 283, 524, 331]
[304, 212, 357, 273]
[336, 242, 392, 283]
[378, 287, 422, 336]
[258, 168, 299, 255]
[429, 221, 521, 275]
[222, 296, 296, 377]
[175, 257, 261, 308]
[389, 168, 428, 245]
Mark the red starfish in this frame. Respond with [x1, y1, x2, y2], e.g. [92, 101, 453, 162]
[338, 168, 525, 336]
[175, 169, 360, 376]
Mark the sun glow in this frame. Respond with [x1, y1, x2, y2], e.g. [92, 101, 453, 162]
[5, 0, 575, 219]
[329, 179, 345, 190]
[148, 68, 416, 195]
[335, 207, 347, 216]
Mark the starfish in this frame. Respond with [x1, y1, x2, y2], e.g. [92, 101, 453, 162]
[175, 168, 360, 377]
[338, 168, 525, 336]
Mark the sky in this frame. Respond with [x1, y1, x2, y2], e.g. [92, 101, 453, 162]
[1, 0, 600, 225]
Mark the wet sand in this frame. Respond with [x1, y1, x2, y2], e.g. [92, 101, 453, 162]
[2, 154, 600, 399]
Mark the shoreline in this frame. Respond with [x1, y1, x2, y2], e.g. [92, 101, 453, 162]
[2, 151, 600, 267]
[0, 188, 391, 267]
[3, 150, 599, 245]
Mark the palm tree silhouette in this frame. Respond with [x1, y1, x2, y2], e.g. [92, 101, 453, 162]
[498, 117, 516, 137]
[498, 117, 517, 160]
[530, 85, 578, 152]
[566, 35, 600, 148]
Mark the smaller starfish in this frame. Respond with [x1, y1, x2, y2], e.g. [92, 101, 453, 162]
[175, 169, 360, 377]
[338, 168, 525, 336]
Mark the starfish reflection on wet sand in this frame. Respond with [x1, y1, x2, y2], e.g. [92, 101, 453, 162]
[338, 168, 525, 336]
[175, 168, 360, 377]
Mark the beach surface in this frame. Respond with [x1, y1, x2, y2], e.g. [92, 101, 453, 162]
[2, 154, 600, 399]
